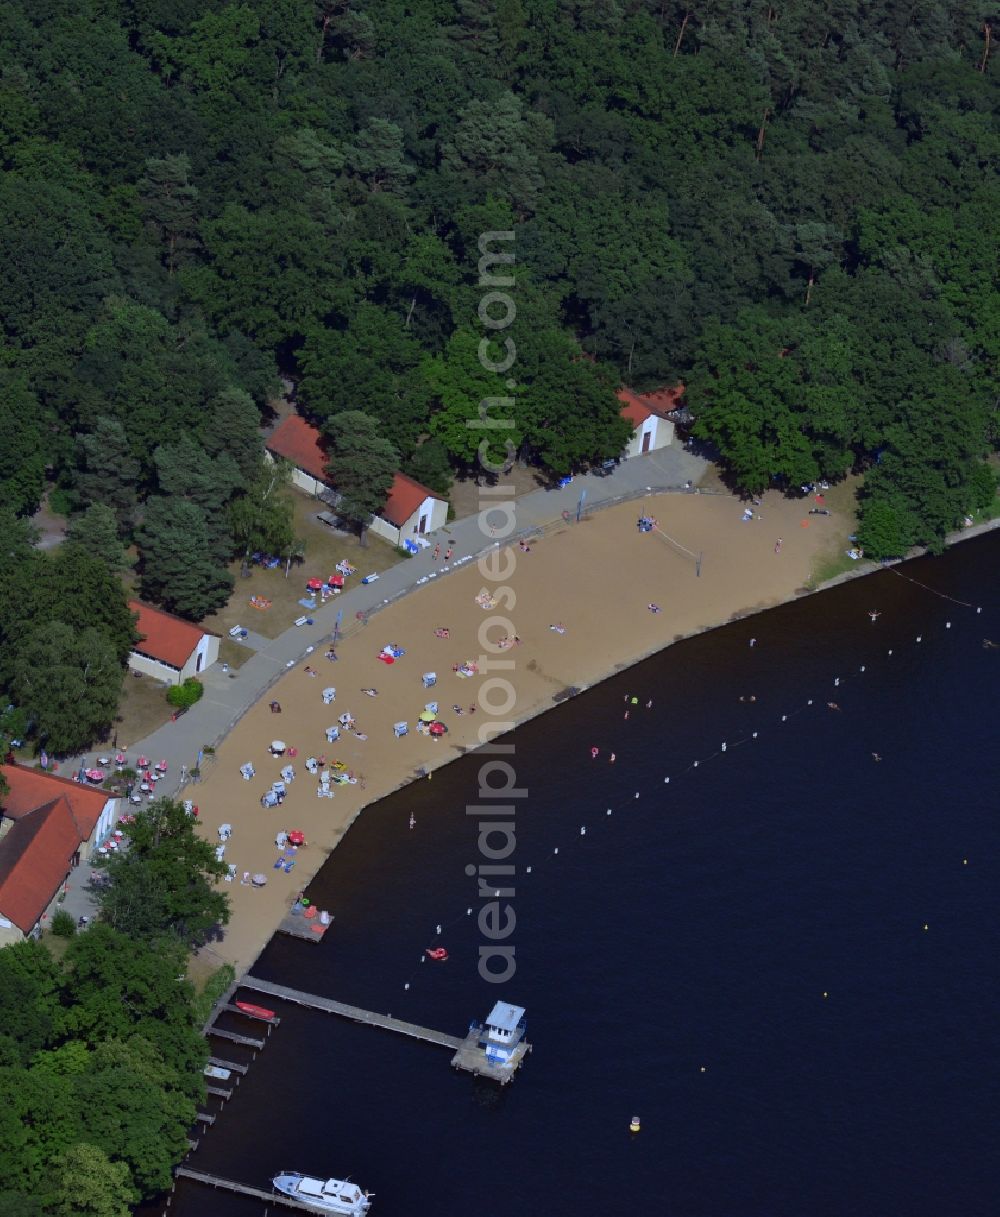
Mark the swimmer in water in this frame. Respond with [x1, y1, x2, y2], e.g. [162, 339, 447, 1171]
[869, 610, 881, 621]
[646, 699, 652, 709]
[871, 752, 882, 762]
[591, 747, 599, 759]
[739, 695, 757, 703]
[983, 639, 998, 649]
[827, 702, 841, 711]
[609, 753, 616, 764]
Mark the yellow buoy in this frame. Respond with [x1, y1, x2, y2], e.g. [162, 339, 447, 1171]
[629, 1116, 641, 1134]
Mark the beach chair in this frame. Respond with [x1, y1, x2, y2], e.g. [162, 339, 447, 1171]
[322, 687, 336, 704]
[393, 721, 408, 738]
[424, 701, 439, 715]
[325, 726, 340, 743]
[422, 672, 437, 688]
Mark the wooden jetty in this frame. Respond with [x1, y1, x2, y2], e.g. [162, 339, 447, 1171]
[205, 1085, 232, 1099]
[174, 1167, 327, 1214]
[241, 976, 462, 1050]
[195, 1112, 215, 1125]
[277, 907, 331, 942]
[207, 1027, 264, 1050]
[208, 1055, 247, 1074]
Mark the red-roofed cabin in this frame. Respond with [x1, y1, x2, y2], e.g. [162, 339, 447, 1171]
[0, 766, 120, 944]
[616, 384, 683, 458]
[370, 472, 448, 548]
[128, 601, 220, 685]
[265, 415, 331, 496]
[265, 415, 448, 545]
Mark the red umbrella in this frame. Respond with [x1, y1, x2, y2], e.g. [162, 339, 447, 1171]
[429, 721, 447, 736]
[328, 574, 345, 587]
[288, 830, 305, 846]
[378, 654, 395, 664]
[306, 578, 323, 591]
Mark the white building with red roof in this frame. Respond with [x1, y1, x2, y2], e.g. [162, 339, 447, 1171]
[616, 385, 683, 459]
[128, 600, 220, 686]
[266, 415, 448, 546]
[0, 765, 120, 944]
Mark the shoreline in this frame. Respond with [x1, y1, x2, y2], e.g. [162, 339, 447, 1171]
[192, 494, 1000, 981]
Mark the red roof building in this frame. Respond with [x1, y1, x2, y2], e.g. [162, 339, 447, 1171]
[129, 601, 220, 685]
[616, 384, 684, 459]
[265, 415, 330, 484]
[0, 766, 119, 939]
[265, 415, 449, 543]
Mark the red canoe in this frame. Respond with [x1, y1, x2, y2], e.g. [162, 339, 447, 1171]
[235, 1000, 275, 1020]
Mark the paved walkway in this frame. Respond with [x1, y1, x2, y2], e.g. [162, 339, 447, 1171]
[60, 446, 706, 924]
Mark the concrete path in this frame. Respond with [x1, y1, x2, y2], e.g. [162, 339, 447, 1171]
[60, 446, 706, 924]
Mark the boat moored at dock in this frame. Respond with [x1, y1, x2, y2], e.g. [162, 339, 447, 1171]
[272, 1172, 372, 1215]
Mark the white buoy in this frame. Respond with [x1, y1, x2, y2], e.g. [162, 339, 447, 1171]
[721, 743, 727, 752]
[807, 699, 813, 706]
[436, 924, 442, 935]
[580, 827, 586, 835]
[629, 1115, 641, 1134]
[664, 777, 670, 784]
[916, 635, 922, 642]
[634, 791, 640, 798]
[888, 649, 893, 656]
[752, 731, 758, 739]
[977, 607, 982, 614]
[467, 908, 472, 915]
[607, 809, 612, 816]
[860, 665, 866, 672]
[526, 866, 532, 873]
[946, 622, 951, 629]
[554, 847, 559, 855]
[404, 983, 410, 990]
[834, 678, 840, 687]
[693, 761, 699, 769]
[781, 715, 787, 722]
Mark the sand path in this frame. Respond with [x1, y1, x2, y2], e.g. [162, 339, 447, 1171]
[194, 491, 840, 972]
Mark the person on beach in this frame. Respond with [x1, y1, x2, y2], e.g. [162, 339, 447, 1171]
[325, 648, 338, 661]
[445, 546, 453, 561]
[270, 700, 281, 713]
[774, 538, 783, 554]
[468, 705, 476, 714]
[433, 543, 441, 560]
[304, 666, 316, 677]
[648, 603, 661, 614]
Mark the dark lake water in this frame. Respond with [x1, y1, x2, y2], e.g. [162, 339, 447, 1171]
[162, 533, 1000, 1217]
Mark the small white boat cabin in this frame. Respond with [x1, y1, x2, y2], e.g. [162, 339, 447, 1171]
[484, 1001, 526, 1066]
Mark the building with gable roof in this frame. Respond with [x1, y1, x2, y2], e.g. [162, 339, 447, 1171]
[266, 415, 448, 545]
[616, 385, 684, 459]
[128, 600, 220, 686]
[0, 766, 119, 944]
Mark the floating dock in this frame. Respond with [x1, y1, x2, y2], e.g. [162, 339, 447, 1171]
[240, 977, 462, 1049]
[207, 1056, 247, 1074]
[174, 1167, 329, 1214]
[277, 907, 331, 943]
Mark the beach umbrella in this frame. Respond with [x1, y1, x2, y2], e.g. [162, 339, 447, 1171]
[429, 721, 447, 736]
[328, 574, 345, 587]
[252, 873, 267, 887]
[137, 755, 149, 768]
[306, 578, 323, 591]
[419, 710, 436, 722]
[288, 830, 305, 846]
[271, 740, 286, 754]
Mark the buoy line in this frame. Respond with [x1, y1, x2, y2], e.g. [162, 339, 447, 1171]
[395, 609, 989, 996]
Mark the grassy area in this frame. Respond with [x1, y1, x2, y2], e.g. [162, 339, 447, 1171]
[803, 474, 861, 590]
[113, 670, 177, 746]
[201, 489, 404, 641]
[190, 961, 236, 1025]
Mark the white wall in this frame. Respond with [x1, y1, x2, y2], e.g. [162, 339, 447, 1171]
[181, 633, 219, 681]
[622, 414, 674, 460]
[128, 652, 181, 686]
[370, 496, 448, 547]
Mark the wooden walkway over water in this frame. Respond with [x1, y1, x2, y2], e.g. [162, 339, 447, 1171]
[207, 1026, 264, 1049]
[173, 1167, 327, 1213]
[241, 976, 463, 1050]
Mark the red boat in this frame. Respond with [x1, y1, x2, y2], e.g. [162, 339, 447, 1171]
[425, 947, 449, 962]
[235, 1000, 275, 1020]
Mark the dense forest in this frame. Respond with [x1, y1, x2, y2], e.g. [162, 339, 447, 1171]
[0, 1, 997, 749]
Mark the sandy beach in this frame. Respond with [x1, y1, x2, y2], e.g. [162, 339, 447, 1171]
[192, 490, 842, 973]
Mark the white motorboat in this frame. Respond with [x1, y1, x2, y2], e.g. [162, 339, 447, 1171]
[272, 1172, 372, 1215]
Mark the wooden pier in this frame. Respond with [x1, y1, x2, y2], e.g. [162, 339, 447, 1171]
[205, 1085, 232, 1099]
[277, 908, 331, 942]
[195, 1112, 215, 1125]
[207, 1027, 264, 1050]
[174, 1167, 329, 1214]
[208, 1055, 247, 1074]
[241, 976, 462, 1050]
